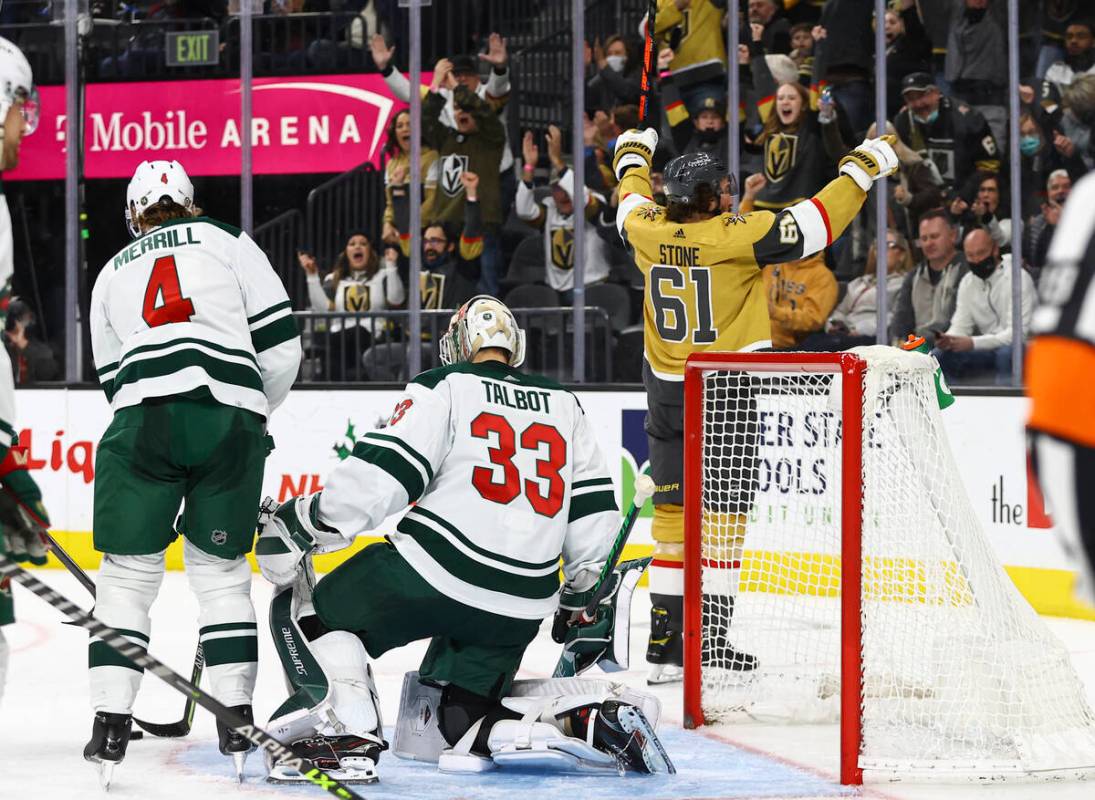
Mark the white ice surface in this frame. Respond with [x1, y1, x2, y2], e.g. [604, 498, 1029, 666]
[2, 570, 1094, 800]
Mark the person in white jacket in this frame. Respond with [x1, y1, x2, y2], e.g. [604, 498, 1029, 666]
[808, 229, 913, 350]
[934, 227, 1035, 385]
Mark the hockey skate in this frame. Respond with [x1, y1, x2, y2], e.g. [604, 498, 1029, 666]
[83, 711, 133, 790]
[267, 734, 384, 785]
[702, 632, 758, 672]
[217, 704, 257, 783]
[588, 700, 676, 774]
[646, 603, 684, 685]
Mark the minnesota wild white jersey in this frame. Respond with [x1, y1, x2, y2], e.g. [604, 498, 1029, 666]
[90, 217, 302, 418]
[315, 360, 620, 619]
[0, 191, 16, 456]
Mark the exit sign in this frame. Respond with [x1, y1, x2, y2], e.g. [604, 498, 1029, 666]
[166, 31, 220, 67]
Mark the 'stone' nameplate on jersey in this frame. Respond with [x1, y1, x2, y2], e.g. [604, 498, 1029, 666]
[482, 380, 552, 414]
[658, 244, 701, 266]
[113, 226, 202, 270]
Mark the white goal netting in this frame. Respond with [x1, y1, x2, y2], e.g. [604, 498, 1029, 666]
[693, 347, 1095, 779]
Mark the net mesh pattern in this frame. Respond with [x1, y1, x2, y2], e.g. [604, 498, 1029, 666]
[695, 349, 1095, 777]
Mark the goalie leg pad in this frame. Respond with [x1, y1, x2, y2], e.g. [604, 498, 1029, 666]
[89, 552, 165, 714]
[184, 540, 257, 707]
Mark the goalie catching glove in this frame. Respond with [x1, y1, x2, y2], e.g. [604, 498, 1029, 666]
[254, 494, 352, 586]
[612, 127, 658, 180]
[552, 557, 651, 675]
[838, 134, 899, 192]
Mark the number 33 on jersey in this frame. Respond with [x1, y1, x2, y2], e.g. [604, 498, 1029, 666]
[90, 216, 301, 418]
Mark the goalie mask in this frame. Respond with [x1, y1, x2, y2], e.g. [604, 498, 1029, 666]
[125, 160, 196, 237]
[0, 36, 39, 139]
[440, 295, 526, 368]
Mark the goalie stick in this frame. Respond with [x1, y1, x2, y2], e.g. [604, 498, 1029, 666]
[552, 474, 656, 677]
[0, 555, 365, 800]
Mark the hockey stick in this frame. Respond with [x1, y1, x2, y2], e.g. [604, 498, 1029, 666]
[552, 474, 656, 677]
[638, 0, 658, 123]
[0, 555, 365, 800]
[32, 517, 203, 739]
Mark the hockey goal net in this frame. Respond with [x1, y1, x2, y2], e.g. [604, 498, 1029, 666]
[682, 347, 1095, 783]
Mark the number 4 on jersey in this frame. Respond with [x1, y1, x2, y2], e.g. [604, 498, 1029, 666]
[143, 255, 195, 327]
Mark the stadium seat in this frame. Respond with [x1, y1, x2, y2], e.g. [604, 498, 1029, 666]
[501, 234, 546, 290]
[584, 282, 632, 333]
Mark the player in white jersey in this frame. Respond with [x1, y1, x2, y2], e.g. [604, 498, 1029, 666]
[86, 160, 302, 786]
[0, 35, 44, 709]
[254, 295, 671, 783]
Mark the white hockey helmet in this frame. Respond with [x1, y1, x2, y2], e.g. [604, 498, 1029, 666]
[125, 160, 195, 237]
[440, 295, 526, 368]
[0, 36, 38, 136]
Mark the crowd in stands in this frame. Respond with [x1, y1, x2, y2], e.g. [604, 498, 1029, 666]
[18, 0, 1080, 386]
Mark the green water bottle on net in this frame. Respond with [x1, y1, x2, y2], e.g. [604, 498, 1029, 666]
[900, 334, 955, 410]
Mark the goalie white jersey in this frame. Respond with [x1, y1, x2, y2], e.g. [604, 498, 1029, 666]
[0, 192, 17, 455]
[90, 217, 302, 418]
[315, 360, 620, 619]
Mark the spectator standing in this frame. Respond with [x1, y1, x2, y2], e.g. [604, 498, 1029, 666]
[3, 298, 57, 383]
[423, 73, 505, 295]
[1036, 0, 1086, 78]
[1044, 20, 1095, 93]
[894, 71, 1000, 193]
[789, 23, 816, 85]
[889, 209, 968, 345]
[749, 34, 842, 211]
[763, 251, 839, 349]
[943, 0, 1008, 151]
[811, 0, 876, 136]
[515, 128, 610, 298]
[885, 0, 933, 118]
[1024, 169, 1072, 276]
[380, 109, 438, 247]
[393, 172, 482, 311]
[805, 230, 914, 350]
[934, 227, 1035, 385]
[748, 0, 792, 55]
[586, 35, 642, 110]
[650, 0, 727, 115]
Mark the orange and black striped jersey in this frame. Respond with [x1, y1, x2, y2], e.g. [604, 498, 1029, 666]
[615, 165, 867, 380]
[1028, 171, 1095, 447]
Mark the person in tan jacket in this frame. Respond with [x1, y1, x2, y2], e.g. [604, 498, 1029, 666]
[763, 251, 839, 349]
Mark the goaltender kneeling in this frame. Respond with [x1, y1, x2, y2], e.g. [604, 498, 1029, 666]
[255, 295, 672, 782]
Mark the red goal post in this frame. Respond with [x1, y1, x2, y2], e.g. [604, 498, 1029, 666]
[682, 351, 867, 784]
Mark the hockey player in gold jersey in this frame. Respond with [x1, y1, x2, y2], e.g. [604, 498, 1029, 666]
[612, 127, 898, 682]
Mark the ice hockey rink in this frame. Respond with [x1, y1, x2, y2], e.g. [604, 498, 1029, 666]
[3, 569, 1093, 800]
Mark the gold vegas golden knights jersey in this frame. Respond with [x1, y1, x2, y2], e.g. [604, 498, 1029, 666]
[615, 166, 869, 380]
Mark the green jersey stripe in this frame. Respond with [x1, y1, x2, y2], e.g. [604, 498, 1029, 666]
[0, 419, 14, 439]
[568, 490, 618, 522]
[250, 315, 300, 353]
[352, 440, 426, 502]
[248, 300, 292, 326]
[202, 636, 259, 667]
[100, 378, 116, 402]
[96, 361, 119, 377]
[396, 519, 560, 600]
[119, 337, 258, 370]
[364, 432, 434, 482]
[199, 622, 259, 635]
[573, 477, 613, 490]
[409, 506, 560, 571]
[112, 349, 264, 396]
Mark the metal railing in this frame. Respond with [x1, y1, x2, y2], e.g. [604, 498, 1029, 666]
[294, 307, 615, 383]
[255, 208, 306, 305]
[304, 164, 386, 273]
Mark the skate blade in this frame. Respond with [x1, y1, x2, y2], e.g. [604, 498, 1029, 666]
[617, 706, 676, 775]
[266, 762, 379, 785]
[98, 761, 115, 791]
[646, 664, 683, 685]
[231, 751, 248, 783]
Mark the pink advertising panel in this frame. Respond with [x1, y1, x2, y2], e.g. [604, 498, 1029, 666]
[6, 73, 419, 181]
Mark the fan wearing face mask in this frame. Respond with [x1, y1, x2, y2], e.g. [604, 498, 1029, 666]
[894, 71, 1001, 194]
[585, 34, 642, 111]
[933, 227, 1035, 386]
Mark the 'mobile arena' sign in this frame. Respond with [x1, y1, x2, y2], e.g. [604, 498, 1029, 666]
[5, 73, 420, 180]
